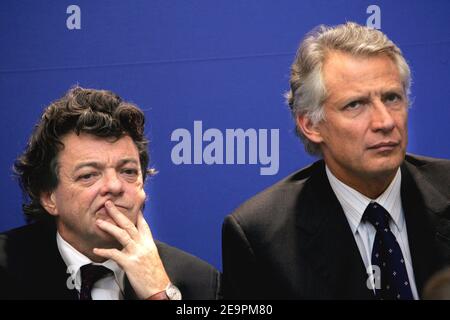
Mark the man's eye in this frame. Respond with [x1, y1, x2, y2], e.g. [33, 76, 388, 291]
[345, 100, 362, 110]
[78, 173, 98, 181]
[122, 169, 138, 176]
[385, 93, 401, 103]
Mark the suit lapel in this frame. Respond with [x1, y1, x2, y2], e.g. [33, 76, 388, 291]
[401, 163, 449, 297]
[31, 222, 79, 299]
[296, 162, 374, 299]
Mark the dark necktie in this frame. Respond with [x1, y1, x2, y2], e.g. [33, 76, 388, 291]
[79, 264, 112, 300]
[363, 202, 414, 300]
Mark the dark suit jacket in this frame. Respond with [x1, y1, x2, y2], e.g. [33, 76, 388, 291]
[222, 154, 450, 299]
[0, 221, 221, 300]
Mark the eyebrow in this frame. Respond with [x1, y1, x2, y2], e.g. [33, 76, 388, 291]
[73, 158, 140, 172]
[337, 86, 405, 105]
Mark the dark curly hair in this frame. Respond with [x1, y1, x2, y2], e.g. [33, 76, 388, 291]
[14, 86, 155, 222]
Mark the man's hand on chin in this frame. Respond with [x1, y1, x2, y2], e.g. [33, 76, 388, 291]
[93, 200, 170, 299]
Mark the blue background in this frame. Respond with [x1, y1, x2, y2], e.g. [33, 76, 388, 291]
[1, 0, 449, 271]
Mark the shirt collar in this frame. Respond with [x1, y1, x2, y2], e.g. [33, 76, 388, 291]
[56, 232, 125, 293]
[325, 166, 403, 234]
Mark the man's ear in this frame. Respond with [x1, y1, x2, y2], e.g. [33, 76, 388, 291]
[296, 115, 324, 144]
[40, 192, 58, 216]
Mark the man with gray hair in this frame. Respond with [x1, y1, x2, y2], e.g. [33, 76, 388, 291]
[222, 22, 450, 299]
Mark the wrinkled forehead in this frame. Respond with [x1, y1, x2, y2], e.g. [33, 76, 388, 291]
[322, 51, 403, 97]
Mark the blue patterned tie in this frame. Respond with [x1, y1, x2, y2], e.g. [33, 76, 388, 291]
[79, 264, 112, 300]
[363, 202, 414, 300]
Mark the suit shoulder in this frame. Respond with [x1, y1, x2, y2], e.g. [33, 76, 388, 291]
[156, 240, 216, 273]
[0, 223, 49, 250]
[403, 153, 449, 213]
[405, 154, 450, 186]
[155, 240, 221, 299]
[1, 222, 56, 270]
[1, 222, 48, 236]
[405, 153, 450, 170]
[0, 222, 53, 252]
[0, 222, 60, 299]
[229, 160, 323, 227]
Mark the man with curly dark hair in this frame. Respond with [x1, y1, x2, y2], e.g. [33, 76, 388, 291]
[0, 86, 221, 300]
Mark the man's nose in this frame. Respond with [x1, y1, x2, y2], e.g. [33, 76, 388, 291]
[370, 99, 395, 133]
[100, 170, 124, 196]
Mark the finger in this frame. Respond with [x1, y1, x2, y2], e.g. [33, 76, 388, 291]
[137, 212, 153, 239]
[96, 219, 134, 248]
[93, 247, 124, 265]
[104, 201, 139, 240]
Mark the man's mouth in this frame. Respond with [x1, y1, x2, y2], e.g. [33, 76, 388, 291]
[367, 141, 400, 151]
[95, 203, 129, 216]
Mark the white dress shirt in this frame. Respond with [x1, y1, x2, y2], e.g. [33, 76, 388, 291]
[325, 166, 419, 299]
[56, 233, 125, 300]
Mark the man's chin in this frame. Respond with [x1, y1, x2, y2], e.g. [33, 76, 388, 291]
[91, 229, 122, 250]
[364, 155, 403, 178]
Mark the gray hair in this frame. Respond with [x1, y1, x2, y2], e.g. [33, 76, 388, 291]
[285, 22, 411, 156]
